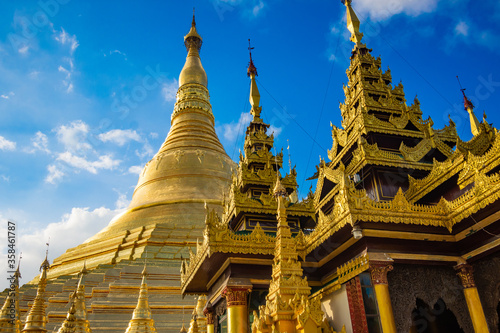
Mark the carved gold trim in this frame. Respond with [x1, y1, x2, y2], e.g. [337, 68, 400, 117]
[455, 264, 475, 289]
[369, 261, 393, 285]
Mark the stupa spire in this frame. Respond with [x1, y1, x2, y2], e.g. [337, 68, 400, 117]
[457, 76, 480, 136]
[22, 256, 50, 333]
[124, 265, 157, 333]
[179, 9, 207, 88]
[186, 311, 199, 333]
[343, 0, 364, 46]
[247, 39, 262, 119]
[0, 263, 21, 333]
[56, 301, 76, 333]
[73, 263, 91, 333]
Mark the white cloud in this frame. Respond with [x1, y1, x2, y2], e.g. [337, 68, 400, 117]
[128, 165, 143, 175]
[98, 129, 141, 146]
[352, 0, 438, 21]
[54, 28, 79, 55]
[252, 0, 265, 17]
[18, 45, 29, 54]
[108, 49, 127, 60]
[1, 92, 14, 99]
[115, 193, 130, 210]
[0, 136, 16, 151]
[217, 112, 253, 143]
[30, 131, 51, 154]
[268, 125, 282, 138]
[57, 152, 121, 174]
[455, 21, 469, 36]
[0, 175, 9, 182]
[150, 132, 159, 139]
[45, 164, 65, 184]
[161, 79, 179, 102]
[0, 204, 124, 289]
[135, 141, 155, 159]
[56, 120, 91, 152]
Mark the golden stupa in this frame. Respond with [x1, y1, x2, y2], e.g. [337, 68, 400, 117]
[15, 14, 234, 332]
[47, 14, 235, 278]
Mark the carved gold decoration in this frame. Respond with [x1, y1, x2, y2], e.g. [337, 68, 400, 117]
[455, 264, 476, 289]
[221, 287, 251, 307]
[369, 261, 393, 285]
[337, 254, 370, 285]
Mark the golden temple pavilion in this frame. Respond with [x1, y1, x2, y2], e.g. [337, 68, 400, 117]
[1, 1, 500, 333]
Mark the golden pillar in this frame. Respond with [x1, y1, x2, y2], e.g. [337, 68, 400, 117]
[204, 304, 214, 333]
[455, 264, 489, 333]
[370, 262, 397, 333]
[222, 286, 251, 333]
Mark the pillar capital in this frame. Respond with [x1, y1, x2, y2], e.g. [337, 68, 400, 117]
[203, 302, 214, 325]
[454, 263, 475, 288]
[369, 261, 393, 285]
[221, 286, 251, 307]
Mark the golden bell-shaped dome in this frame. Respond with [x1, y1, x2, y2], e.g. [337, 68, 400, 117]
[47, 14, 235, 280]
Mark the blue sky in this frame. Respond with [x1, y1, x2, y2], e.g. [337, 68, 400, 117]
[1, 0, 499, 288]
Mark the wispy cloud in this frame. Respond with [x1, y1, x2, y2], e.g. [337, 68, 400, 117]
[455, 21, 469, 36]
[29, 131, 51, 154]
[269, 125, 282, 138]
[45, 164, 65, 184]
[57, 152, 121, 174]
[252, 0, 265, 17]
[351, 0, 438, 21]
[54, 28, 78, 93]
[161, 79, 178, 102]
[135, 141, 154, 159]
[106, 49, 128, 60]
[217, 112, 252, 143]
[54, 27, 79, 55]
[98, 129, 141, 146]
[0, 136, 16, 151]
[55, 120, 91, 152]
[128, 165, 143, 175]
[0, 92, 14, 99]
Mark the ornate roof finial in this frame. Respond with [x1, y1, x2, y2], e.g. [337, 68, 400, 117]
[179, 10, 207, 88]
[0, 259, 21, 331]
[247, 39, 258, 77]
[57, 300, 77, 333]
[72, 263, 91, 333]
[124, 266, 157, 333]
[247, 39, 262, 120]
[457, 76, 480, 136]
[22, 256, 50, 333]
[343, 0, 364, 46]
[273, 173, 287, 198]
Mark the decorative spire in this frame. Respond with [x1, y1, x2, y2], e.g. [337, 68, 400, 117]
[247, 39, 258, 77]
[179, 9, 207, 87]
[247, 39, 262, 119]
[194, 295, 207, 331]
[251, 170, 324, 330]
[187, 311, 199, 333]
[179, 324, 187, 333]
[73, 263, 91, 333]
[56, 301, 77, 333]
[343, 0, 364, 46]
[273, 172, 287, 198]
[0, 264, 21, 333]
[22, 257, 50, 333]
[124, 266, 157, 333]
[457, 76, 480, 136]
